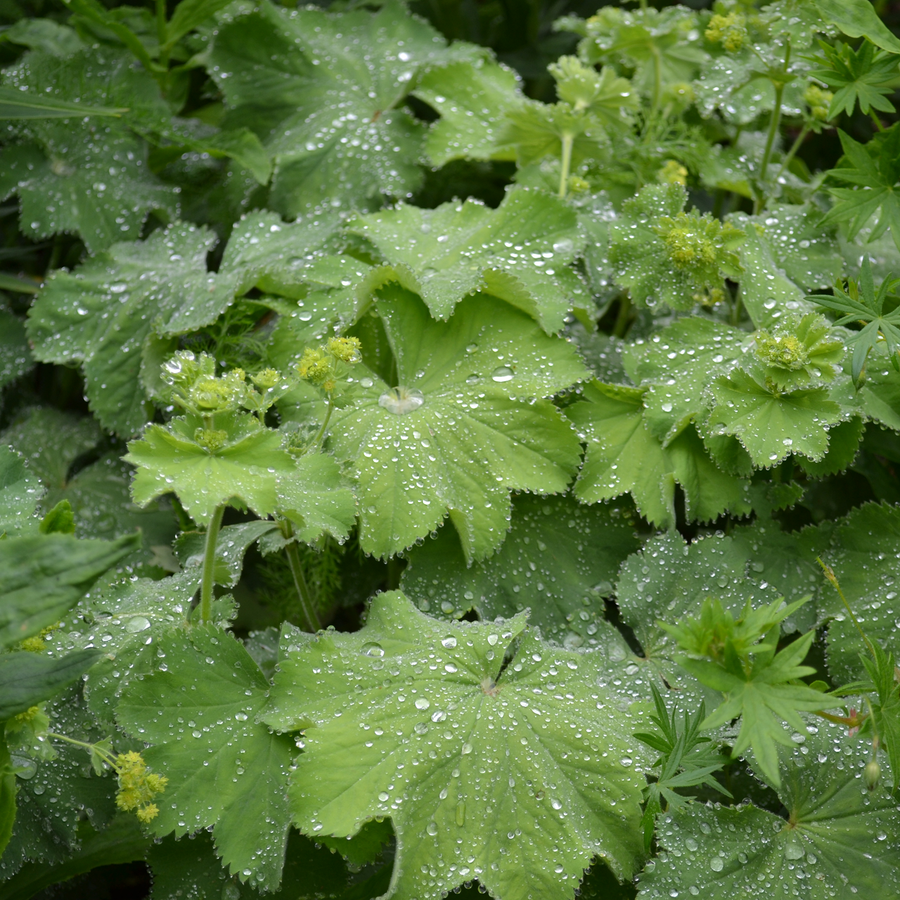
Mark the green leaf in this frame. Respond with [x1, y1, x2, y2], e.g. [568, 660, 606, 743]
[822, 502, 900, 682]
[0, 86, 127, 119]
[0, 18, 84, 55]
[264, 591, 646, 899]
[567, 383, 751, 529]
[0, 685, 118, 880]
[39, 499, 76, 535]
[0, 736, 16, 860]
[164, 0, 235, 47]
[175, 520, 279, 589]
[671, 609, 829, 789]
[27, 223, 240, 435]
[325, 287, 586, 560]
[814, 0, 900, 55]
[615, 531, 782, 702]
[157, 125, 273, 186]
[348, 187, 586, 332]
[622, 317, 747, 444]
[608, 184, 744, 310]
[0, 47, 176, 252]
[0, 814, 150, 900]
[276, 452, 357, 544]
[500, 100, 607, 169]
[708, 368, 844, 467]
[637, 719, 900, 898]
[126, 411, 296, 524]
[209, 1, 471, 216]
[116, 625, 295, 891]
[413, 59, 523, 166]
[0, 446, 43, 536]
[809, 39, 900, 118]
[0, 649, 101, 719]
[823, 126, 900, 254]
[0, 532, 140, 649]
[861, 643, 900, 792]
[47, 573, 197, 727]
[401, 492, 639, 645]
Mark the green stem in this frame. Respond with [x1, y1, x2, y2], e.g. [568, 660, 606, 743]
[281, 520, 321, 632]
[754, 44, 791, 214]
[155, 0, 170, 70]
[816, 557, 877, 658]
[47, 732, 117, 768]
[558, 131, 574, 199]
[199, 504, 226, 624]
[642, 48, 663, 143]
[870, 112, 885, 133]
[613, 293, 632, 338]
[729, 284, 744, 327]
[771, 123, 810, 189]
[311, 393, 335, 450]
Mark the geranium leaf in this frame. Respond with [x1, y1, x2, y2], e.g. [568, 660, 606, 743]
[26, 223, 240, 435]
[116, 626, 295, 891]
[401, 492, 639, 646]
[324, 287, 586, 560]
[126, 412, 296, 524]
[264, 591, 646, 900]
[208, 1, 474, 217]
[814, 0, 900, 55]
[0, 446, 44, 536]
[0, 47, 176, 252]
[414, 59, 523, 166]
[347, 187, 586, 333]
[636, 719, 900, 898]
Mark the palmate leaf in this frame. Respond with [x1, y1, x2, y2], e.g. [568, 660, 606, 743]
[401, 492, 639, 646]
[814, 0, 900, 55]
[0, 446, 43, 536]
[322, 287, 587, 560]
[0, 47, 176, 252]
[209, 0, 476, 217]
[348, 187, 586, 333]
[636, 718, 900, 899]
[26, 223, 240, 435]
[809, 39, 899, 118]
[413, 59, 523, 166]
[822, 126, 900, 253]
[614, 531, 783, 704]
[116, 626, 295, 891]
[707, 367, 844, 467]
[821, 502, 900, 683]
[125, 412, 295, 524]
[264, 591, 646, 900]
[567, 382, 752, 529]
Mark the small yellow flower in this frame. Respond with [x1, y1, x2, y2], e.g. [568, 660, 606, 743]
[659, 160, 689, 186]
[706, 12, 747, 52]
[804, 84, 833, 121]
[113, 751, 168, 823]
[296, 348, 331, 383]
[327, 336, 362, 363]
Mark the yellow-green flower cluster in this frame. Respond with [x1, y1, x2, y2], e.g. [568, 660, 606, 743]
[297, 336, 363, 391]
[753, 313, 843, 390]
[804, 83, 833, 121]
[114, 751, 168, 824]
[657, 212, 743, 271]
[658, 160, 689, 186]
[705, 11, 747, 52]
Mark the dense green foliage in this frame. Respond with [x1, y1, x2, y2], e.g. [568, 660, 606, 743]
[1, 0, 900, 898]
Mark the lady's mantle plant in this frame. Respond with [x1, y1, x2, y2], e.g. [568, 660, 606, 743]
[1, 1, 900, 899]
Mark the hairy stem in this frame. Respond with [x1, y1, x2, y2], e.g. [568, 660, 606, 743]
[155, 0, 169, 70]
[817, 557, 877, 658]
[47, 732, 117, 768]
[199, 504, 226, 624]
[754, 44, 791, 214]
[613, 294, 632, 338]
[311, 393, 335, 450]
[281, 520, 321, 632]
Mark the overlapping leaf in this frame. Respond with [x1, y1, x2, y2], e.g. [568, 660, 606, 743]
[323, 287, 586, 560]
[209, 0, 477, 216]
[348, 187, 586, 332]
[567, 382, 752, 528]
[116, 626, 295, 891]
[637, 718, 900, 898]
[264, 591, 646, 900]
[0, 47, 176, 252]
[26, 223, 240, 435]
[401, 492, 638, 645]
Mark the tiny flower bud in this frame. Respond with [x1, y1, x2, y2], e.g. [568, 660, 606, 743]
[864, 759, 881, 791]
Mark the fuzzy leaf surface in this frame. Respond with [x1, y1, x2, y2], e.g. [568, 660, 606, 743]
[325, 288, 586, 560]
[401, 492, 638, 644]
[637, 719, 900, 898]
[209, 1, 472, 216]
[116, 626, 295, 891]
[264, 591, 646, 900]
[348, 187, 585, 333]
[26, 224, 239, 435]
